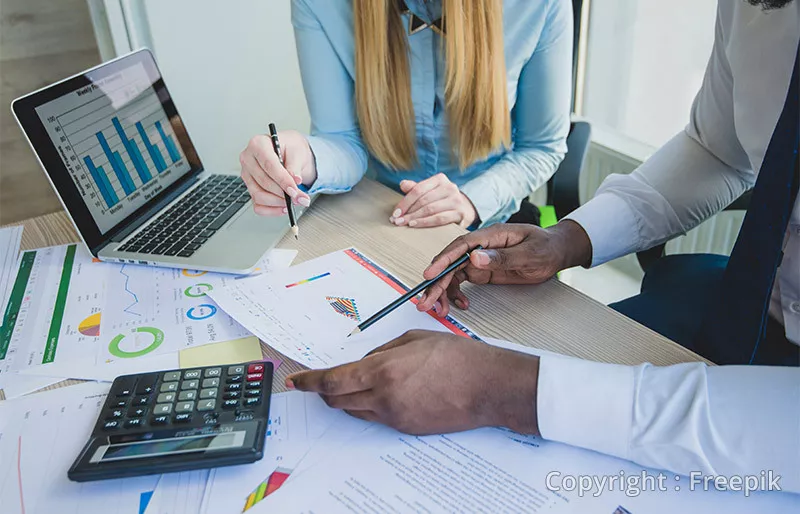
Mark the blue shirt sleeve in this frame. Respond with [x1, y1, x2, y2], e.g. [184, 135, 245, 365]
[291, 0, 369, 195]
[460, 0, 573, 227]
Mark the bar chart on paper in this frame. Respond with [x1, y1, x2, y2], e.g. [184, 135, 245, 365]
[35, 62, 191, 232]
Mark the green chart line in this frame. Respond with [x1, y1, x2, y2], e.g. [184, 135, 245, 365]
[0, 251, 36, 360]
[43, 245, 77, 364]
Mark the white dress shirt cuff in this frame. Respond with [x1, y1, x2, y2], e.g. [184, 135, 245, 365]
[564, 192, 643, 267]
[537, 354, 634, 460]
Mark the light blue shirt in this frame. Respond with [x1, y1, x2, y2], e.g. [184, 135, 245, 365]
[291, 0, 572, 226]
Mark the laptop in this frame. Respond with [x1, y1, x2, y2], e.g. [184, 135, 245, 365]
[12, 48, 303, 274]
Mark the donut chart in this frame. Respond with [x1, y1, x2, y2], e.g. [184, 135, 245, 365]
[184, 283, 214, 298]
[186, 304, 217, 320]
[108, 326, 165, 358]
[181, 269, 207, 277]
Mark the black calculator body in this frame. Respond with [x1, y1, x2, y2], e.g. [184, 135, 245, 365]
[68, 361, 273, 482]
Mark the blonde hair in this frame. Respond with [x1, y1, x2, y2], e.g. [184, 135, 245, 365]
[353, 0, 510, 170]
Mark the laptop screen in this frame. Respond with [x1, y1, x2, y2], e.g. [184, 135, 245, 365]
[33, 58, 193, 234]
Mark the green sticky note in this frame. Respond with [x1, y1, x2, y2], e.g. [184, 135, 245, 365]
[539, 205, 558, 229]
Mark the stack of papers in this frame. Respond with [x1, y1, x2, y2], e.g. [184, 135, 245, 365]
[0, 239, 296, 397]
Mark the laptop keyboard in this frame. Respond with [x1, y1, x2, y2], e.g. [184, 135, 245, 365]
[118, 175, 250, 258]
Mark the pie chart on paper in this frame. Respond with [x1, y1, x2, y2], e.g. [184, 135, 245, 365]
[78, 312, 102, 337]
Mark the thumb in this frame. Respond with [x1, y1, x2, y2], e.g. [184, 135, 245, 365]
[470, 247, 531, 271]
[399, 180, 416, 193]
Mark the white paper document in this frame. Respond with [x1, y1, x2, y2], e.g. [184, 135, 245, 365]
[208, 248, 482, 368]
[197, 391, 348, 514]
[0, 225, 23, 318]
[3, 246, 294, 382]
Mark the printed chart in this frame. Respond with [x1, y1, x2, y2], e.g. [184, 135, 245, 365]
[0, 244, 108, 384]
[209, 248, 481, 369]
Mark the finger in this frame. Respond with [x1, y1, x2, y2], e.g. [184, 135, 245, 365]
[287, 361, 373, 395]
[344, 409, 381, 424]
[399, 179, 417, 194]
[417, 269, 456, 312]
[253, 204, 288, 217]
[403, 187, 452, 218]
[242, 172, 286, 208]
[407, 210, 461, 228]
[246, 136, 310, 205]
[470, 246, 534, 271]
[447, 276, 470, 310]
[320, 390, 376, 411]
[423, 225, 517, 279]
[392, 175, 443, 220]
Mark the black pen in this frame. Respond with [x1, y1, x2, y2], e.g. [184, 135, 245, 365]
[347, 246, 483, 337]
[268, 123, 298, 239]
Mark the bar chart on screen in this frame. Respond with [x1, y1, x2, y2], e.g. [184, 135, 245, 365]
[35, 61, 191, 233]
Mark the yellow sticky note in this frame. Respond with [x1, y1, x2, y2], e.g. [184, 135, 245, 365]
[179, 336, 263, 368]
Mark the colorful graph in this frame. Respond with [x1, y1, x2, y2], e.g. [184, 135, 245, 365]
[285, 272, 330, 289]
[78, 312, 102, 337]
[184, 283, 213, 298]
[182, 269, 208, 277]
[108, 326, 165, 358]
[242, 468, 292, 512]
[186, 304, 217, 320]
[326, 296, 361, 322]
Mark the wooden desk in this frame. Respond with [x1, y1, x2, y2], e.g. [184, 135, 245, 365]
[6, 179, 705, 398]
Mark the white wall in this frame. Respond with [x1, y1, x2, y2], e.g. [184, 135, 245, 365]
[97, 0, 311, 174]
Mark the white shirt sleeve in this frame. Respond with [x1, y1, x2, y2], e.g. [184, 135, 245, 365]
[536, 355, 800, 493]
[565, 7, 755, 267]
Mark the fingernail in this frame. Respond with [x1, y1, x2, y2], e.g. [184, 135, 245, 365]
[420, 293, 427, 303]
[298, 196, 311, 207]
[282, 207, 288, 214]
[473, 250, 491, 266]
[389, 217, 395, 223]
[287, 187, 299, 199]
[455, 299, 466, 309]
[392, 209, 402, 218]
[396, 217, 405, 224]
[409, 220, 418, 227]
[285, 377, 295, 390]
[433, 301, 442, 315]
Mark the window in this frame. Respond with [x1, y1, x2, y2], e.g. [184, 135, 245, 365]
[578, 0, 718, 149]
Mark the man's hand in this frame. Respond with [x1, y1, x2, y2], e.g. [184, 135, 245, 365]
[286, 330, 540, 436]
[417, 221, 592, 316]
[390, 174, 478, 229]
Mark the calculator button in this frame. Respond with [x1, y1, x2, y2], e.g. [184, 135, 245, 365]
[176, 401, 195, 413]
[202, 378, 220, 388]
[108, 409, 124, 419]
[203, 413, 219, 425]
[228, 365, 245, 375]
[198, 399, 216, 411]
[204, 367, 222, 378]
[248, 363, 265, 374]
[244, 389, 261, 398]
[128, 406, 148, 418]
[124, 418, 145, 429]
[160, 382, 179, 393]
[244, 397, 261, 407]
[115, 378, 136, 397]
[245, 381, 261, 390]
[103, 420, 120, 430]
[135, 374, 158, 395]
[181, 379, 199, 390]
[226, 375, 242, 384]
[183, 369, 202, 380]
[152, 415, 170, 425]
[246, 373, 263, 382]
[154, 403, 173, 415]
[224, 391, 241, 400]
[174, 413, 192, 423]
[157, 392, 176, 403]
[110, 399, 127, 408]
[200, 388, 218, 399]
[178, 390, 197, 401]
[133, 395, 150, 406]
[163, 371, 181, 382]
[235, 410, 255, 422]
[222, 399, 239, 409]
[225, 383, 242, 392]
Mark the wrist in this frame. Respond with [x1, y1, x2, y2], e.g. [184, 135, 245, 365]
[483, 350, 540, 435]
[460, 192, 480, 227]
[299, 135, 318, 187]
[548, 219, 593, 270]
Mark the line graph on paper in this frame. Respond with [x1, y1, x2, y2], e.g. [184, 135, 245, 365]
[118, 266, 142, 317]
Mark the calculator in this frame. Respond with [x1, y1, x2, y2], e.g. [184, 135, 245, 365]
[68, 361, 274, 482]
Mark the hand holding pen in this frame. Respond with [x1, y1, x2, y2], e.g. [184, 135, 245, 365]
[268, 123, 299, 239]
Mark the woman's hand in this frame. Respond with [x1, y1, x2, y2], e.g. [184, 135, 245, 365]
[240, 130, 316, 216]
[390, 173, 478, 229]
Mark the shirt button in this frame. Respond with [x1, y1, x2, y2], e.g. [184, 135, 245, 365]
[791, 302, 800, 314]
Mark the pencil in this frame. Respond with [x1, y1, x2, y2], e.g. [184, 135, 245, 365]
[268, 123, 299, 239]
[347, 246, 483, 337]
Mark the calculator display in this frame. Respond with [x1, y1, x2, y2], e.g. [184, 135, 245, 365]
[90, 431, 246, 463]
